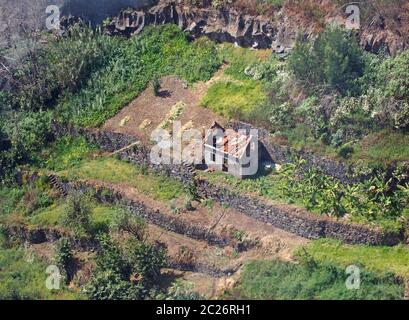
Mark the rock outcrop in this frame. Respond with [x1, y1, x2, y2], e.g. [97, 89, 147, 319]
[100, 1, 409, 56]
[104, 2, 295, 53]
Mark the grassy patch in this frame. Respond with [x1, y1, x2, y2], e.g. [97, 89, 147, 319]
[29, 201, 119, 234]
[274, 126, 409, 166]
[201, 80, 266, 120]
[0, 186, 26, 217]
[0, 246, 81, 300]
[29, 204, 66, 227]
[236, 259, 404, 300]
[43, 136, 97, 171]
[301, 239, 409, 279]
[58, 157, 184, 201]
[352, 131, 409, 165]
[219, 44, 271, 80]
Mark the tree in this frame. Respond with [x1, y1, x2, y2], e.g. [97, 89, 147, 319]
[62, 192, 92, 237]
[55, 238, 74, 283]
[85, 234, 167, 300]
[125, 239, 167, 282]
[288, 25, 364, 94]
[151, 75, 161, 96]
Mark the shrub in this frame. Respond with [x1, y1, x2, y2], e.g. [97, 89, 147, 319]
[14, 26, 121, 112]
[18, 188, 53, 217]
[288, 25, 365, 94]
[338, 144, 354, 159]
[376, 50, 409, 101]
[125, 239, 167, 282]
[62, 193, 92, 237]
[85, 270, 143, 300]
[7, 111, 52, 161]
[85, 234, 167, 300]
[0, 186, 26, 216]
[151, 75, 161, 96]
[110, 209, 146, 240]
[55, 238, 74, 283]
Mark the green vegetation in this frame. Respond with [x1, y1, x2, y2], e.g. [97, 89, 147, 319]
[0, 246, 80, 300]
[350, 131, 409, 165]
[201, 44, 279, 125]
[1, 24, 222, 180]
[85, 233, 167, 300]
[0, 186, 26, 216]
[55, 238, 75, 283]
[288, 25, 364, 94]
[44, 136, 97, 171]
[201, 80, 266, 120]
[271, 26, 409, 166]
[151, 75, 161, 96]
[62, 193, 93, 238]
[0, 182, 169, 300]
[29, 200, 122, 235]
[1, 3, 409, 301]
[55, 25, 221, 128]
[237, 259, 404, 300]
[58, 157, 184, 201]
[202, 160, 409, 232]
[219, 44, 273, 80]
[302, 239, 409, 279]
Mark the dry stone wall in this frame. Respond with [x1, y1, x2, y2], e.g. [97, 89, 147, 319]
[196, 179, 403, 246]
[51, 123, 404, 246]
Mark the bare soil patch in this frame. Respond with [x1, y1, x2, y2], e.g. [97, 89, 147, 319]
[102, 76, 227, 143]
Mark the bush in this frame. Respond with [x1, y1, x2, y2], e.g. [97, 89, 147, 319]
[151, 75, 161, 96]
[18, 188, 53, 217]
[125, 239, 167, 282]
[85, 234, 167, 300]
[14, 26, 121, 112]
[85, 269, 144, 300]
[288, 25, 365, 94]
[6, 111, 52, 161]
[0, 186, 26, 216]
[110, 209, 146, 240]
[62, 193, 92, 237]
[55, 238, 74, 283]
[45, 136, 96, 171]
[376, 50, 409, 101]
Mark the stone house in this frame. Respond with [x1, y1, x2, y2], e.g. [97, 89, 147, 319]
[203, 122, 262, 178]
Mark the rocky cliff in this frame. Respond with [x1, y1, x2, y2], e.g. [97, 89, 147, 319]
[104, 2, 301, 54]
[101, 1, 409, 56]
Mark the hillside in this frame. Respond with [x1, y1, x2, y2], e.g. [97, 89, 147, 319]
[0, 0, 408, 301]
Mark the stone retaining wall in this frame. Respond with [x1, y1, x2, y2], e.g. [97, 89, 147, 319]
[1, 224, 99, 251]
[60, 180, 247, 249]
[52, 121, 196, 185]
[196, 179, 403, 246]
[51, 122, 405, 246]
